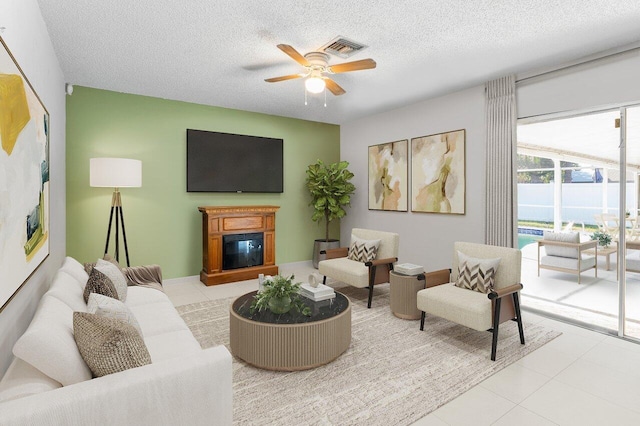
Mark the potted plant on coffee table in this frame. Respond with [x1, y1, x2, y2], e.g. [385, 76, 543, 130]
[305, 159, 356, 268]
[250, 275, 311, 316]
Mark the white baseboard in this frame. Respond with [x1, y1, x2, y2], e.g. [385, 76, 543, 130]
[163, 260, 315, 286]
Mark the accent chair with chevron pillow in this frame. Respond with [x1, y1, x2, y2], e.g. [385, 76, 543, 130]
[318, 228, 399, 308]
[347, 235, 381, 263]
[454, 251, 501, 293]
[416, 242, 525, 361]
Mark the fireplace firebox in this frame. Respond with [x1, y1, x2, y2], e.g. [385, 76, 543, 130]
[223, 233, 263, 270]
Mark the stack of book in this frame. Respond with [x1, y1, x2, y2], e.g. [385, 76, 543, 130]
[299, 283, 335, 302]
[394, 263, 424, 276]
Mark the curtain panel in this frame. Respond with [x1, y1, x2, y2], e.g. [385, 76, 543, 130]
[485, 75, 517, 247]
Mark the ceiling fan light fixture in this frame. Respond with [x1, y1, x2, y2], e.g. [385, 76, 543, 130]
[305, 76, 326, 94]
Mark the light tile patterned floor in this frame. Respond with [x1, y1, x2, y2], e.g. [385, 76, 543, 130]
[165, 262, 640, 426]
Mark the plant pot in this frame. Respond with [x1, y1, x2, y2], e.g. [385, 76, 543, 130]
[268, 295, 291, 314]
[312, 239, 340, 269]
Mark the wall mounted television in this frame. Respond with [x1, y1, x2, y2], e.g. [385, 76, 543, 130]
[186, 129, 283, 193]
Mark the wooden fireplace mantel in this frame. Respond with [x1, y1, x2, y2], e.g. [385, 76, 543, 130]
[198, 205, 279, 286]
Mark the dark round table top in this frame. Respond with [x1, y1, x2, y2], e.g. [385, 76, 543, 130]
[231, 290, 349, 324]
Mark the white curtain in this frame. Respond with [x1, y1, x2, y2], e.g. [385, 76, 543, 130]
[485, 75, 517, 248]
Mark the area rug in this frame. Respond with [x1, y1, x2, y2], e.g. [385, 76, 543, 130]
[177, 284, 560, 425]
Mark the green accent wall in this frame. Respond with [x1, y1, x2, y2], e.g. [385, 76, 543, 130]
[66, 87, 340, 279]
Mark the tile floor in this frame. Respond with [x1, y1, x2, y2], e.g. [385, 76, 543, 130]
[164, 262, 640, 426]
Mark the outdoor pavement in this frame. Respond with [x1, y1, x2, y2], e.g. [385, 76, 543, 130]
[520, 242, 640, 339]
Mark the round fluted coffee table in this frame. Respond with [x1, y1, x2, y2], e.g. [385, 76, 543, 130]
[229, 291, 351, 371]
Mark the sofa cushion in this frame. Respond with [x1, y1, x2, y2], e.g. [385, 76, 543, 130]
[543, 231, 580, 258]
[144, 330, 202, 363]
[46, 270, 88, 312]
[12, 295, 92, 386]
[454, 251, 500, 293]
[0, 358, 61, 403]
[95, 259, 128, 302]
[126, 285, 172, 307]
[541, 255, 596, 271]
[83, 268, 119, 303]
[59, 256, 89, 290]
[626, 250, 640, 271]
[417, 283, 492, 331]
[128, 301, 191, 337]
[73, 312, 151, 378]
[88, 293, 142, 335]
[347, 235, 380, 263]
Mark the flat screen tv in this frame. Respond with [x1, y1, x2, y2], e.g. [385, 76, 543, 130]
[187, 129, 283, 193]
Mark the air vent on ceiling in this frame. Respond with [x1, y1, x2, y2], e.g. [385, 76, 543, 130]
[320, 36, 367, 59]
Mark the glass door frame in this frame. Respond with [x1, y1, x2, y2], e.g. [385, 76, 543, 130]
[517, 102, 640, 341]
[619, 103, 640, 341]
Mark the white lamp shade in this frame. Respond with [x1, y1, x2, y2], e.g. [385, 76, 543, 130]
[305, 77, 326, 94]
[90, 158, 142, 188]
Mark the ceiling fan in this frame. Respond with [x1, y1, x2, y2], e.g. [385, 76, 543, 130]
[264, 44, 376, 96]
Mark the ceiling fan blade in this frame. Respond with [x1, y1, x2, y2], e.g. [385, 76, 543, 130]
[329, 58, 377, 74]
[324, 78, 346, 96]
[277, 44, 310, 67]
[264, 73, 304, 83]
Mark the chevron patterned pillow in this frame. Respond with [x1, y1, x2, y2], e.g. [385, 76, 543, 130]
[454, 251, 501, 293]
[347, 235, 381, 263]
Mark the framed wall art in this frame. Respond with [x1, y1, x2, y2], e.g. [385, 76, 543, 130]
[368, 139, 408, 211]
[0, 37, 50, 311]
[411, 129, 465, 214]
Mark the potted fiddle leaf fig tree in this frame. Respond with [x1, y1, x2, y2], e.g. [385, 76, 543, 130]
[305, 159, 356, 268]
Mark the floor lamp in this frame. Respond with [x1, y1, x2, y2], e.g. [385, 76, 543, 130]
[90, 158, 142, 267]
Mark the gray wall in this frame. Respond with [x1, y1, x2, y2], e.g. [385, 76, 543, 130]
[340, 46, 640, 274]
[340, 86, 487, 272]
[0, 0, 66, 375]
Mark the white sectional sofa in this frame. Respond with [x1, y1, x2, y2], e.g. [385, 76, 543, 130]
[0, 257, 232, 425]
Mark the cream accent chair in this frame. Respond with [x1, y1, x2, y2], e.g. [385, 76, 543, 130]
[537, 231, 597, 284]
[416, 242, 524, 361]
[319, 228, 399, 308]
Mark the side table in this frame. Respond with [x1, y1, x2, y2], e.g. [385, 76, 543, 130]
[389, 271, 425, 320]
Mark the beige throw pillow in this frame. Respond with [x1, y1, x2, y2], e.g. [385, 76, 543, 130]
[347, 235, 381, 263]
[73, 312, 151, 378]
[95, 259, 128, 301]
[83, 268, 119, 303]
[87, 293, 142, 335]
[455, 251, 501, 293]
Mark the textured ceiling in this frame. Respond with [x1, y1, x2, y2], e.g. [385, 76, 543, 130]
[36, 0, 640, 125]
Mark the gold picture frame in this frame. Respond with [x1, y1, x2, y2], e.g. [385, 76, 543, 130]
[368, 140, 408, 212]
[411, 129, 465, 214]
[0, 37, 50, 312]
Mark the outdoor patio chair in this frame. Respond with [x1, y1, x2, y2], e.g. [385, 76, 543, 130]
[594, 213, 620, 238]
[537, 231, 597, 284]
[416, 242, 525, 361]
[319, 228, 399, 308]
[626, 217, 640, 241]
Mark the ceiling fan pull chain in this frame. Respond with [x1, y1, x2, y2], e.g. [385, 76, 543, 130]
[324, 89, 327, 107]
[304, 88, 308, 106]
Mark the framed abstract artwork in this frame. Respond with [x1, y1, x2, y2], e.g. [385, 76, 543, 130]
[0, 37, 50, 311]
[368, 140, 408, 211]
[411, 129, 465, 214]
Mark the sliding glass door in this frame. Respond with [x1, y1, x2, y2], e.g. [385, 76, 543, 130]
[517, 105, 640, 339]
